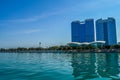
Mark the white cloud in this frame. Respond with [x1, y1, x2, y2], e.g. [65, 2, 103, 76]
[1, 0, 120, 24]
[9, 29, 42, 35]
[21, 29, 41, 34]
[2, 11, 63, 23]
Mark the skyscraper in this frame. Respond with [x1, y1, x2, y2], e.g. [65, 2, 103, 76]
[71, 19, 95, 43]
[96, 17, 117, 45]
[85, 19, 95, 42]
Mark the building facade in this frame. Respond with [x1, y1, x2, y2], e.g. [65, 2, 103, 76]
[71, 19, 95, 43]
[96, 17, 117, 45]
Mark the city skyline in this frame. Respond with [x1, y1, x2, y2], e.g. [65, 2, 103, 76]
[71, 17, 117, 45]
[0, 0, 120, 48]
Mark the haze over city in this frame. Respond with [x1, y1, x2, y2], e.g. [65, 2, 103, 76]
[0, 0, 120, 48]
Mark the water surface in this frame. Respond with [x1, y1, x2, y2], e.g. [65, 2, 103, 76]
[0, 53, 120, 80]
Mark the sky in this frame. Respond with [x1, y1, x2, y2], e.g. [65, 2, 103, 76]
[0, 0, 120, 48]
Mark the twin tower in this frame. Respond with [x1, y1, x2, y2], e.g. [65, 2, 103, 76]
[71, 17, 117, 45]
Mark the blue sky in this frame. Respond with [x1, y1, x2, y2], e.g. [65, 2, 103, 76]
[0, 0, 120, 48]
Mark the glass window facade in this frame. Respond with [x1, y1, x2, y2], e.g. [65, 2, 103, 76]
[71, 19, 95, 43]
[96, 18, 117, 45]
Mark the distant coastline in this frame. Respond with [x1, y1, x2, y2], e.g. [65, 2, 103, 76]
[0, 49, 120, 53]
[1, 45, 120, 53]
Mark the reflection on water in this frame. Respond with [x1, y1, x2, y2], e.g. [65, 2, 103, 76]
[71, 53, 120, 80]
[0, 53, 120, 80]
[72, 53, 96, 79]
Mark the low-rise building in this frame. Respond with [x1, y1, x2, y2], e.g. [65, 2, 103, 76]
[67, 41, 105, 47]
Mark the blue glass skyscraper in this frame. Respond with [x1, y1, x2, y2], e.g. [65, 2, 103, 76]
[96, 17, 117, 45]
[85, 19, 95, 42]
[71, 19, 95, 43]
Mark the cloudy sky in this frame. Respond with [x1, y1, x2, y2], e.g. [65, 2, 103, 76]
[0, 0, 120, 48]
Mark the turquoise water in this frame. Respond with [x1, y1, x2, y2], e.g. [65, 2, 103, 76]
[0, 53, 120, 80]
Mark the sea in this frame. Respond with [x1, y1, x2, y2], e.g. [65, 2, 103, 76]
[0, 52, 120, 80]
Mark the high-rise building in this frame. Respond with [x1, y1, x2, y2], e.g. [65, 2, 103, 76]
[96, 17, 117, 45]
[85, 19, 95, 42]
[71, 19, 95, 43]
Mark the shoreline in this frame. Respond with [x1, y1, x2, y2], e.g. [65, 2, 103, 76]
[0, 49, 120, 53]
